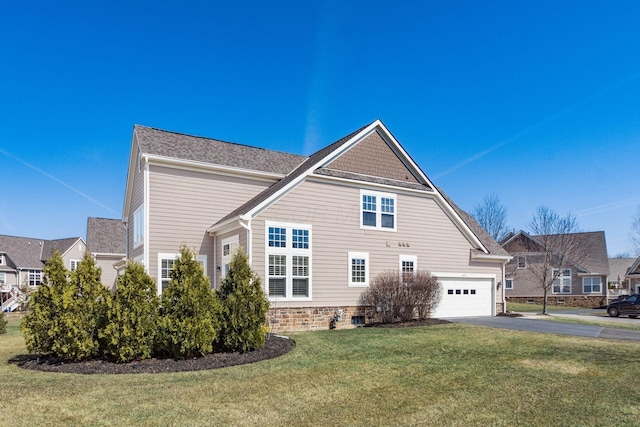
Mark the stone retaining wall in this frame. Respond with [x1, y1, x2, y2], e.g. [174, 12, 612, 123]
[268, 306, 376, 332]
[506, 295, 606, 308]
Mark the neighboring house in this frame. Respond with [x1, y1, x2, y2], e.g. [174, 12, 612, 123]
[626, 256, 640, 294]
[86, 217, 126, 291]
[501, 231, 609, 307]
[122, 120, 511, 331]
[608, 257, 636, 300]
[0, 234, 86, 311]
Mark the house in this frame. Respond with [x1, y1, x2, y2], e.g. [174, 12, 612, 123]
[0, 234, 86, 311]
[626, 256, 640, 294]
[122, 120, 511, 331]
[86, 217, 126, 291]
[608, 257, 636, 300]
[501, 231, 609, 307]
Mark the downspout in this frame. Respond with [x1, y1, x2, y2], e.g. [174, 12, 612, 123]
[238, 217, 252, 264]
[502, 260, 507, 314]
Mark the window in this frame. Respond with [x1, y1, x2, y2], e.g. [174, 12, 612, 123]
[360, 190, 397, 231]
[0, 254, 4, 265]
[0, 272, 5, 287]
[133, 204, 144, 248]
[583, 277, 602, 293]
[552, 268, 572, 294]
[28, 270, 42, 286]
[221, 236, 239, 280]
[157, 253, 207, 295]
[70, 260, 80, 271]
[348, 252, 369, 287]
[505, 278, 513, 290]
[265, 222, 312, 300]
[399, 255, 417, 283]
[517, 256, 526, 269]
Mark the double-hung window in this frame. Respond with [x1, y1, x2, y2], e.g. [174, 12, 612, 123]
[221, 236, 239, 280]
[265, 222, 311, 300]
[360, 190, 396, 231]
[157, 253, 207, 295]
[582, 277, 602, 293]
[552, 268, 572, 294]
[70, 260, 80, 271]
[505, 278, 513, 290]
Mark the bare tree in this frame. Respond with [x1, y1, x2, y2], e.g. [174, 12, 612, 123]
[471, 193, 509, 242]
[631, 205, 640, 256]
[526, 206, 591, 314]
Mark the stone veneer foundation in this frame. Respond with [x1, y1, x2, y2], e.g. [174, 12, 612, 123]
[506, 295, 606, 308]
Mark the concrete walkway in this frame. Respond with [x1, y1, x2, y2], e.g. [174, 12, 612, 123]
[446, 313, 640, 342]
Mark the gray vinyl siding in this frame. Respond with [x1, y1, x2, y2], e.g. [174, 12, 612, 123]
[214, 228, 247, 288]
[146, 164, 274, 282]
[94, 255, 123, 291]
[128, 140, 145, 260]
[61, 240, 86, 272]
[252, 179, 503, 308]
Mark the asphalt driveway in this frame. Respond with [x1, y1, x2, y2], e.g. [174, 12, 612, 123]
[446, 313, 640, 342]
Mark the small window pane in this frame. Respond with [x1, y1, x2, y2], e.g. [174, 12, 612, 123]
[269, 278, 286, 297]
[268, 255, 286, 276]
[292, 229, 309, 249]
[268, 227, 286, 248]
[351, 258, 366, 283]
[292, 278, 309, 297]
[381, 213, 394, 228]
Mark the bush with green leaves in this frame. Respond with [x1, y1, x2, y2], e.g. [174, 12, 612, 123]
[21, 252, 109, 361]
[101, 261, 159, 362]
[218, 248, 269, 352]
[157, 246, 221, 358]
[21, 251, 68, 355]
[0, 311, 7, 334]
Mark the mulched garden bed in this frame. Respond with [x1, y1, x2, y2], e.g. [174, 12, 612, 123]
[9, 335, 295, 375]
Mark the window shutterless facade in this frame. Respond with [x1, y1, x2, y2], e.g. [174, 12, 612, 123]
[28, 270, 42, 286]
[265, 222, 312, 300]
[221, 236, 239, 281]
[505, 278, 513, 290]
[70, 260, 80, 271]
[360, 190, 396, 231]
[348, 252, 369, 287]
[552, 268, 572, 294]
[517, 256, 526, 269]
[399, 255, 417, 283]
[582, 277, 602, 293]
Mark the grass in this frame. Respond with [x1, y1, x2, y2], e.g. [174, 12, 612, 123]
[506, 301, 574, 313]
[2, 317, 640, 426]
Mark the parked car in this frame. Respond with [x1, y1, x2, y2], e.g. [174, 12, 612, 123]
[607, 294, 640, 318]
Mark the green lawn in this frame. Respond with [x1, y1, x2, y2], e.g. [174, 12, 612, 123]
[506, 301, 574, 313]
[2, 317, 640, 426]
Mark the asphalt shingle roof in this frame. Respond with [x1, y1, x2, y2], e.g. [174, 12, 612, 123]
[0, 234, 82, 270]
[134, 125, 307, 175]
[86, 217, 126, 254]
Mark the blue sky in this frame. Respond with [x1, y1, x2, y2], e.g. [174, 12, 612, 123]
[1, 1, 639, 256]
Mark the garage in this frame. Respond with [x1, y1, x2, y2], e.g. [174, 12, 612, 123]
[431, 277, 494, 318]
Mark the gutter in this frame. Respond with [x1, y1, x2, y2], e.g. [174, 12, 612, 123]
[238, 217, 252, 264]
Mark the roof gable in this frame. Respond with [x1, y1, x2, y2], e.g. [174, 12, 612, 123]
[41, 237, 84, 261]
[0, 235, 45, 269]
[323, 130, 421, 184]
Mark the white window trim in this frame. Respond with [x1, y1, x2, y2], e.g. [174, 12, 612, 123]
[399, 255, 417, 282]
[552, 268, 572, 294]
[133, 204, 144, 248]
[348, 252, 370, 287]
[582, 276, 602, 294]
[70, 260, 80, 271]
[0, 272, 5, 286]
[264, 221, 312, 302]
[516, 256, 526, 269]
[157, 252, 208, 296]
[505, 278, 513, 290]
[360, 189, 397, 232]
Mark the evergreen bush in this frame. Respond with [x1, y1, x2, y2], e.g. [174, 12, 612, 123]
[21, 251, 67, 355]
[218, 248, 269, 352]
[52, 254, 108, 361]
[0, 311, 7, 334]
[157, 246, 221, 358]
[101, 261, 159, 362]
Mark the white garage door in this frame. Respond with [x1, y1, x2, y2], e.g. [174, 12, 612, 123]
[431, 277, 493, 318]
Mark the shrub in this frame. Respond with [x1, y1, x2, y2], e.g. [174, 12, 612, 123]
[101, 261, 159, 362]
[359, 270, 442, 323]
[0, 311, 7, 334]
[407, 271, 442, 320]
[21, 251, 67, 355]
[218, 248, 270, 352]
[53, 254, 109, 361]
[157, 246, 221, 358]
